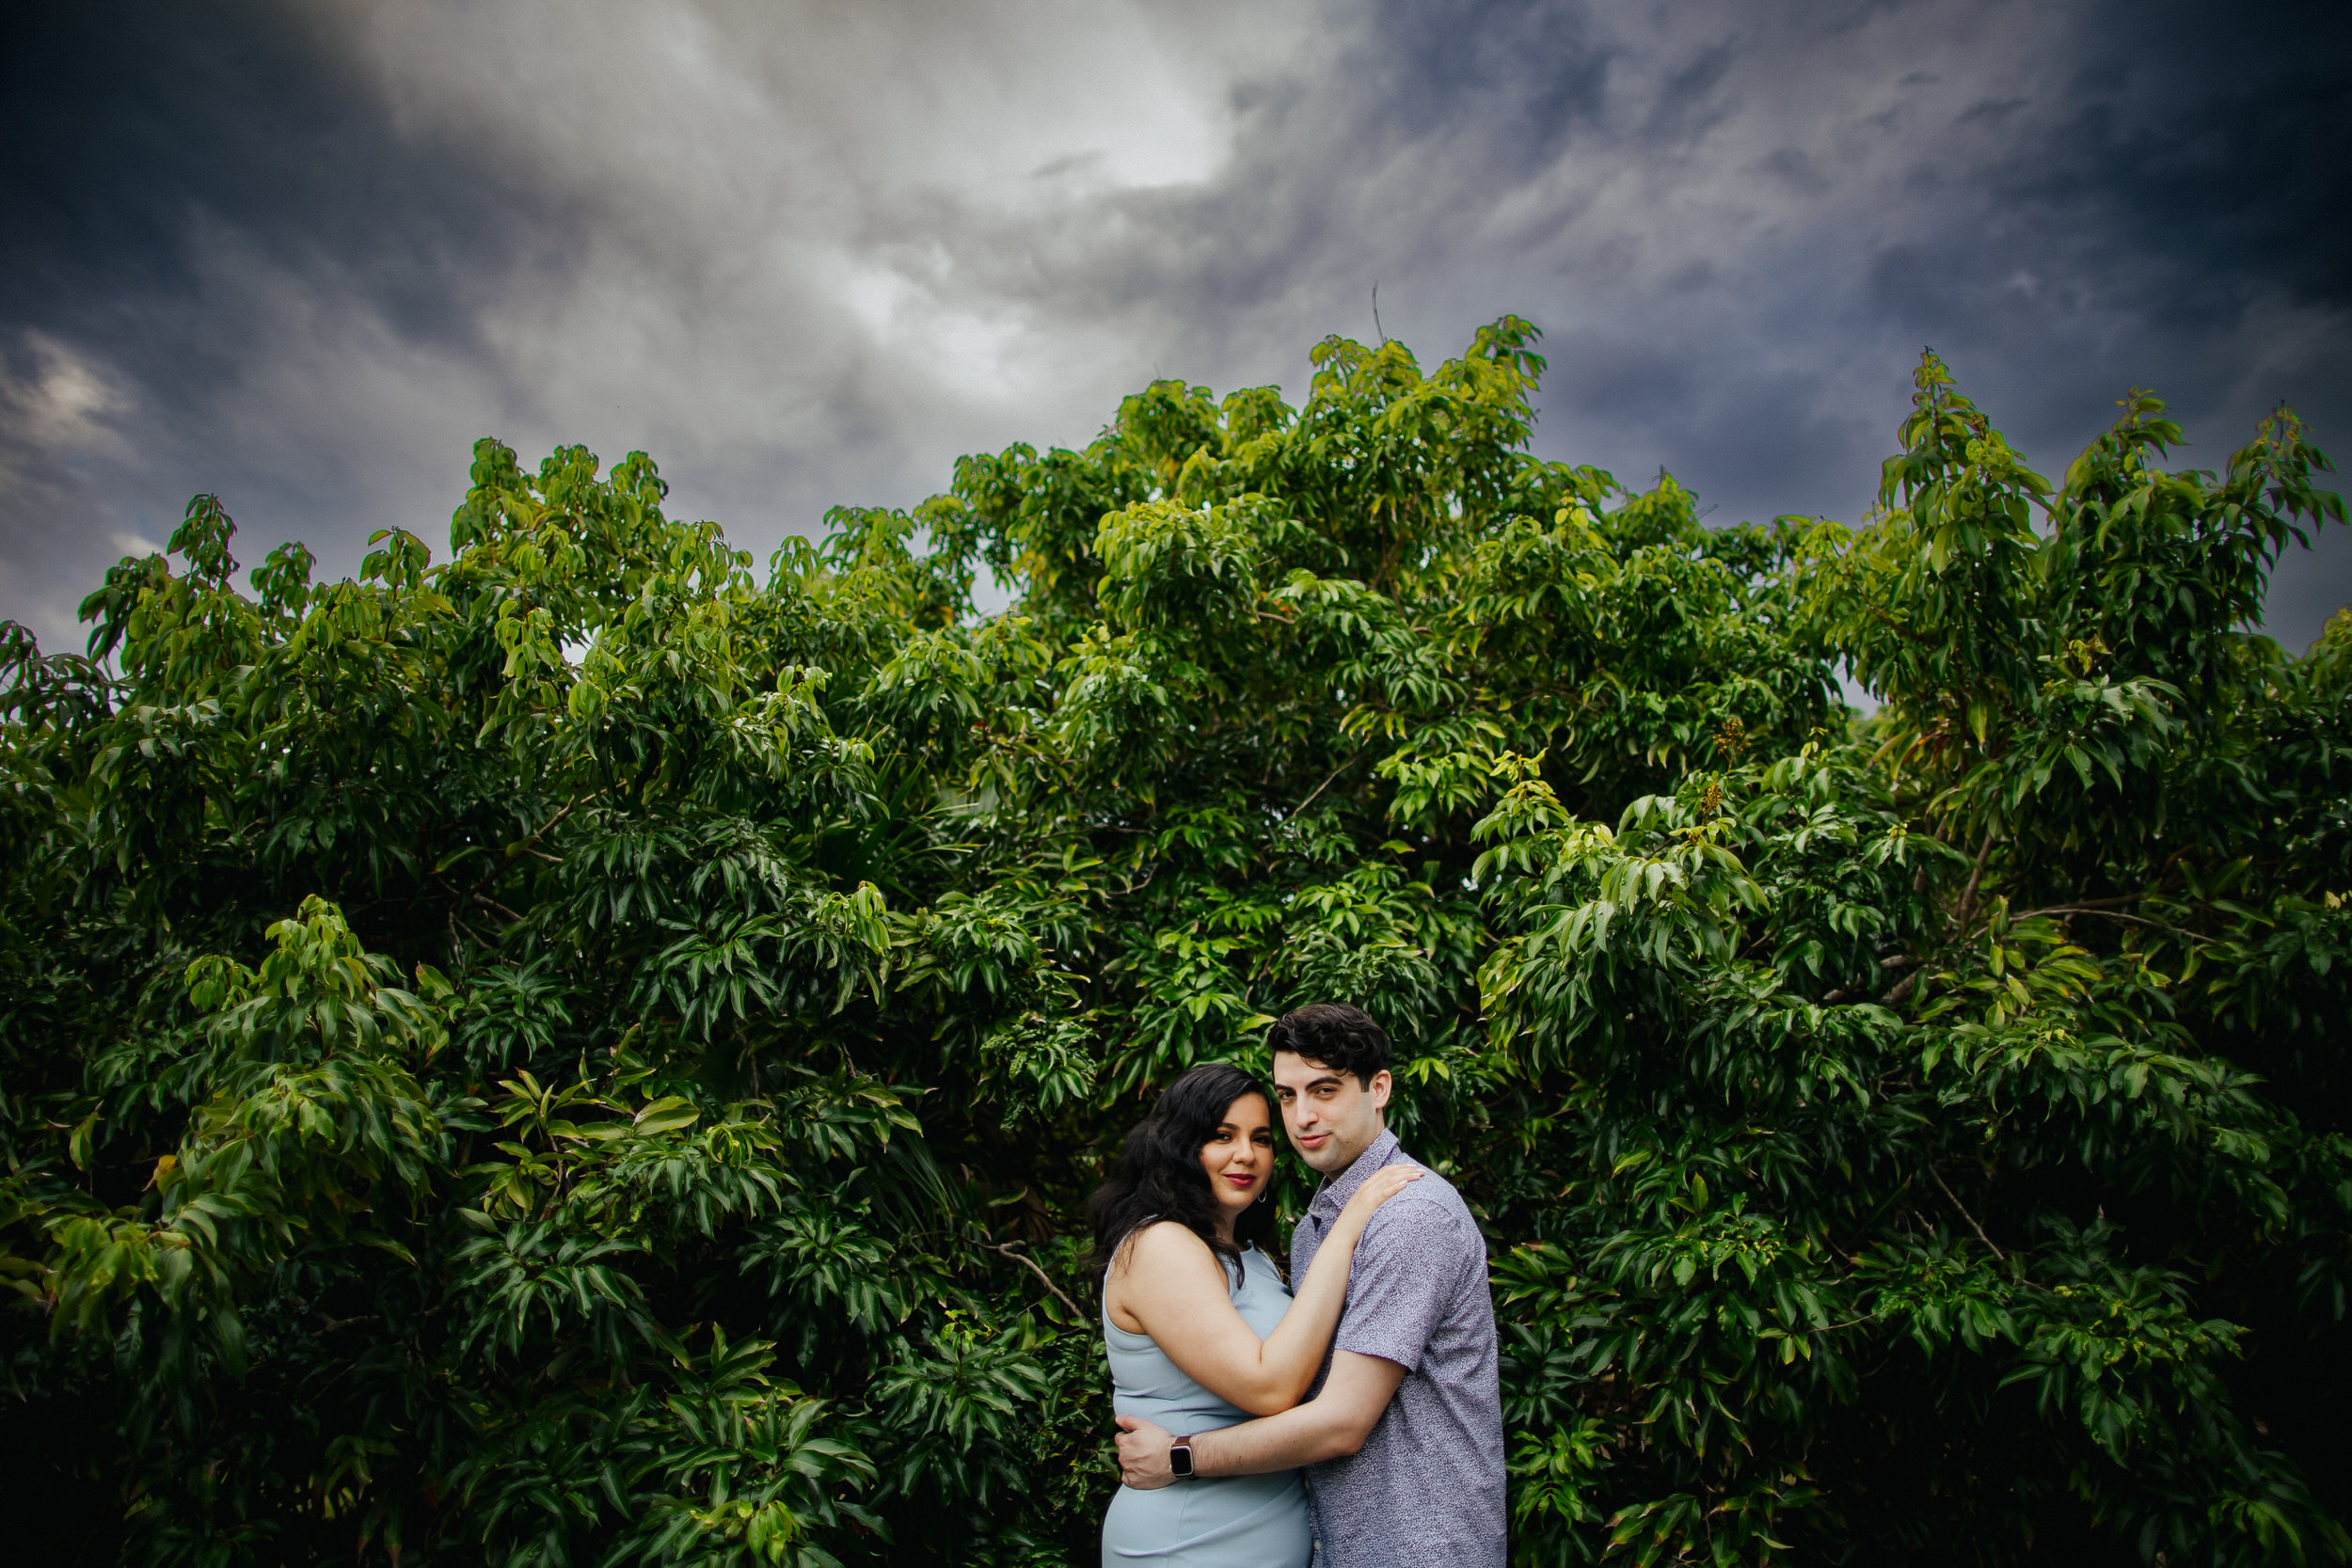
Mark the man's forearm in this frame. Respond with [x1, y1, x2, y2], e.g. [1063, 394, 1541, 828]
[1116, 1354, 1404, 1489]
[1191, 1400, 1363, 1477]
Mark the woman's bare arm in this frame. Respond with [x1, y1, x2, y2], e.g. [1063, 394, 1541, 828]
[1105, 1165, 1418, 1416]
[1113, 1351, 1408, 1484]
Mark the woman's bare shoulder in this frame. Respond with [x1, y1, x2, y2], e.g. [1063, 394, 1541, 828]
[1120, 1219, 1216, 1263]
[1105, 1223, 1226, 1325]
[1108, 1220, 1220, 1284]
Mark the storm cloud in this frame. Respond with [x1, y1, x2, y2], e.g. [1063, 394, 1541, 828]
[4, 0, 2347, 652]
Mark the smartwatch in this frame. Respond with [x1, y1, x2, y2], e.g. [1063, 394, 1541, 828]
[1168, 1434, 1196, 1480]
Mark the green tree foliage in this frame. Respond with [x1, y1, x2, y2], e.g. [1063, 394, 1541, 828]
[2, 321, 2348, 1565]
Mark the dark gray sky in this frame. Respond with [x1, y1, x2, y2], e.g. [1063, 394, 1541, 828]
[5, 0, 2347, 653]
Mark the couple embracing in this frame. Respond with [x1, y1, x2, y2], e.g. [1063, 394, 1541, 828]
[1090, 1003, 1505, 1566]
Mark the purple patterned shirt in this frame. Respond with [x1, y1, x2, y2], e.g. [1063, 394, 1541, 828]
[1289, 1128, 1506, 1566]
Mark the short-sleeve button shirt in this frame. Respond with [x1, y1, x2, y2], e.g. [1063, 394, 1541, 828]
[1290, 1129, 1505, 1566]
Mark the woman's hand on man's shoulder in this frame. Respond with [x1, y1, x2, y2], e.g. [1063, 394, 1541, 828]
[1339, 1162, 1422, 1224]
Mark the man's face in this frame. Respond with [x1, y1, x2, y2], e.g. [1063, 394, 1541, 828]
[1271, 1052, 1391, 1176]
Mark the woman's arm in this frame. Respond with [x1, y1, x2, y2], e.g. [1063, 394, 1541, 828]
[1114, 1351, 1409, 1484]
[1107, 1165, 1418, 1416]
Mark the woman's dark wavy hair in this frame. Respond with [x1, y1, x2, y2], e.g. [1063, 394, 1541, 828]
[1089, 1063, 1278, 1282]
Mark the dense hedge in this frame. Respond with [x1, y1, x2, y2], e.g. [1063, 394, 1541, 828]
[3, 320, 2349, 1565]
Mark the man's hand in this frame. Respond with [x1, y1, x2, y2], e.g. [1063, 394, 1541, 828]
[1114, 1414, 1176, 1489]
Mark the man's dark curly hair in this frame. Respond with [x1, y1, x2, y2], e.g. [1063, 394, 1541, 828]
[1265, 1002, 1392, 1087]
[1088, 1062, 1278, 1281]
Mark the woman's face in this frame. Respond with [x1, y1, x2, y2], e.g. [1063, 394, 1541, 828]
[1200, 1091, 1277, 1222]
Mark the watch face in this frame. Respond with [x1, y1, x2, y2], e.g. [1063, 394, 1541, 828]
[1170, 1442, 1193, 1478]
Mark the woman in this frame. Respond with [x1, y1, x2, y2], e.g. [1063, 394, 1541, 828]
[1090, 1062, 1418, 1566]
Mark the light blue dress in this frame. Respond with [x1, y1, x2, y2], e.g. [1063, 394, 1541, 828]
[1101, 1244, 1314, 1566]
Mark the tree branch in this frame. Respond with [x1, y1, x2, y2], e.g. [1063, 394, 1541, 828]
[1954, 826, 1997, 930]
[1927, 1164, 2008, 1264]
[503, 793, 587, 864]
[1292, 753, 1366, 817]
[472, 893, 525, 924]
[988, 1242, 1086, 1320]
[2010, 895, 2144, 916]
[2018, 907, 2209, 944]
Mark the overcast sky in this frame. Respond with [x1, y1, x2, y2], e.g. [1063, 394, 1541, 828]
[5, 0, 2347, 656]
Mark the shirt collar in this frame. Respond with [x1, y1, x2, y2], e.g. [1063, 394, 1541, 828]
[1310, 1127, 1401, 1215]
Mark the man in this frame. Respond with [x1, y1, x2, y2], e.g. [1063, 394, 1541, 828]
[1115, 1003, 1506, 1565]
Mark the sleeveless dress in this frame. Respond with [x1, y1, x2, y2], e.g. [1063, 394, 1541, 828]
[1101, 1244, 1314, 1566]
